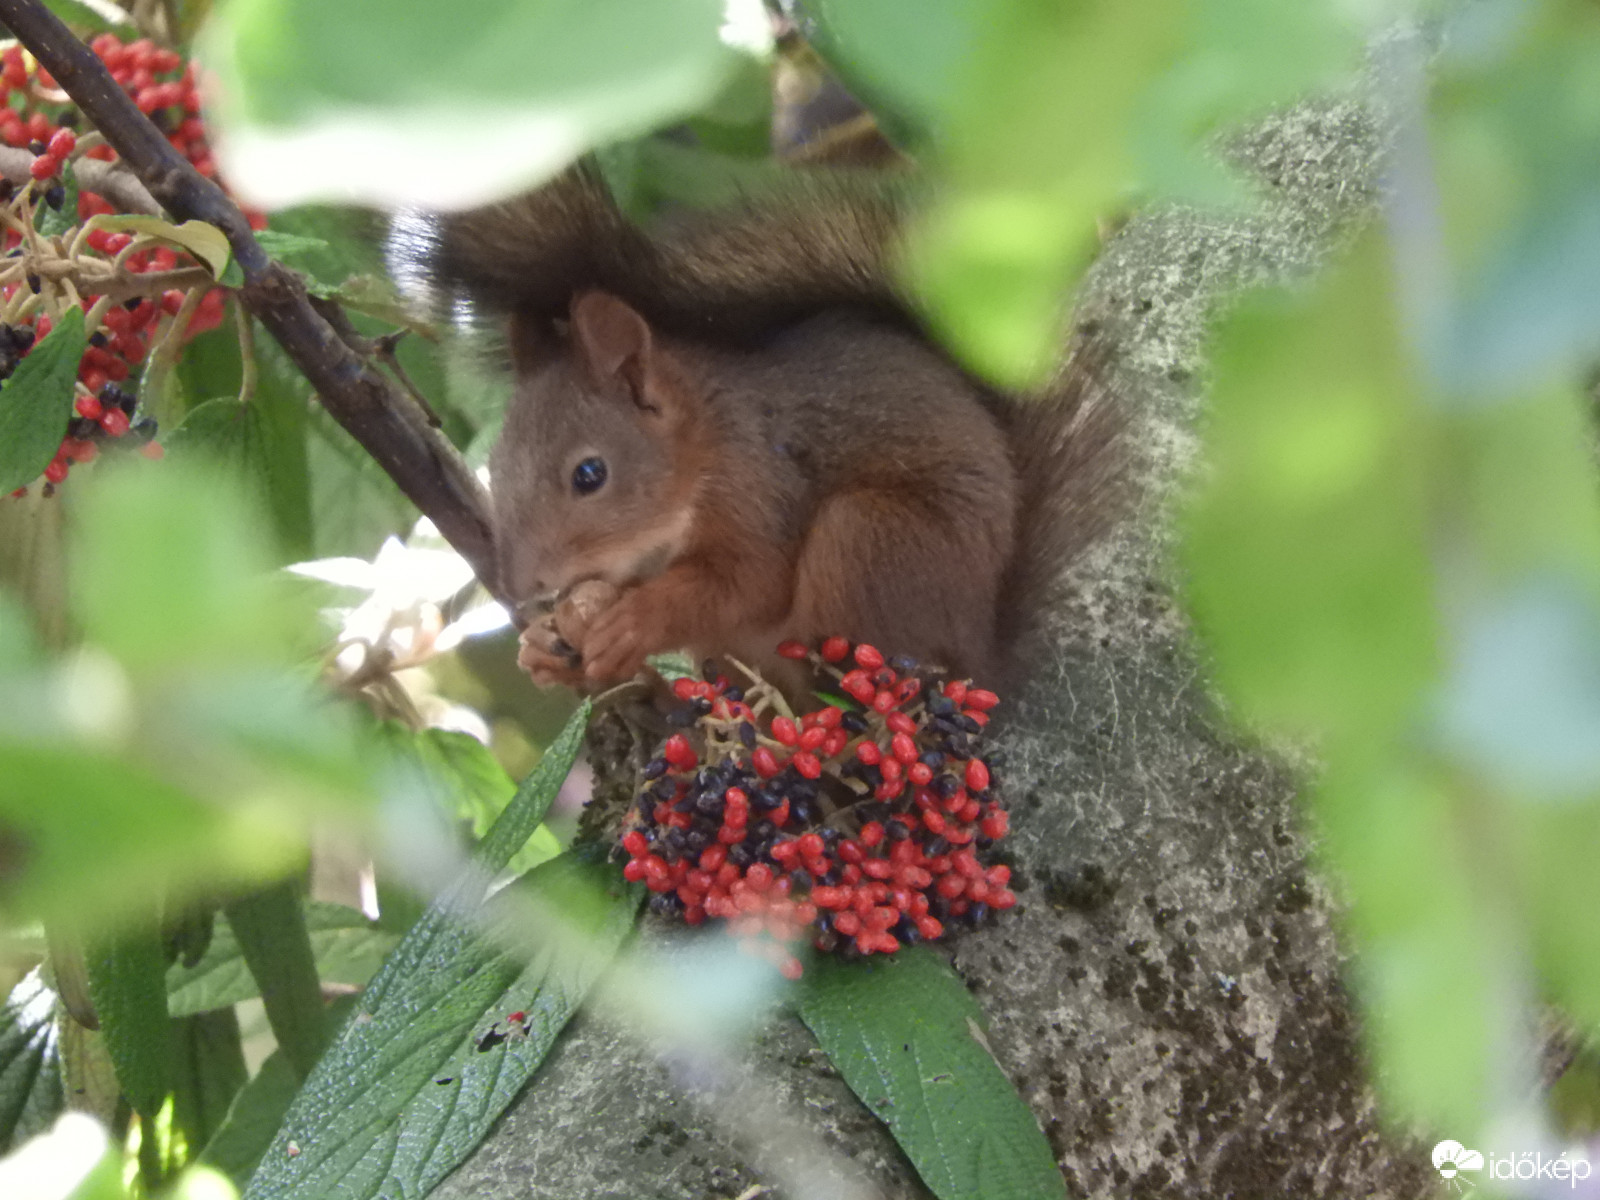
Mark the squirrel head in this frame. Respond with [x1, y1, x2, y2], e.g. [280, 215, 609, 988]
[490, 291, 701, 620]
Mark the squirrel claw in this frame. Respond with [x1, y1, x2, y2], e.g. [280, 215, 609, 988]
[578, 591, 660, 684]
[517, 623, 587, 689]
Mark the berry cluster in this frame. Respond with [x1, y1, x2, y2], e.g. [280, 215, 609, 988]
[618, 638, 1015, 978]
[2, 36, 254, 497]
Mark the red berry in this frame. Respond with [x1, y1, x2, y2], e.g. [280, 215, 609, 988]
[991, 888, 1017, 910]
[28, 154, 56, 181]
[771, 716, 799, 746]
[46, 129, 75, 158]
[779, 956, 804, 981]
[854, 643, 884, 670]
[872, 690, 896, 714]
[777, 639, 809, 660]
[814, 706, 842, 729]
[798, 832, 824, 859]
[834, 911, 862, 937]
[840, 670, 875, 704]
[916, 916, 944, 940]
[965, 759, 990, 791]
[820, 636, 850, 662]
[944, 680, 968, 705]
[662, 733, 697, 769]
[891, 732, 918, 764]
[798, 725, 827, 752]
[99, 408, 130, 436]
[886, 711, 916, 735]
[909, 762, 933, 786]
[981, 810, 1009, 839]
[792, 750, 822, 779]
[43, 457, 68, 484]
[622, 830, 648, 857]
[752, 746, 781, 778]
[966, 688, 1000, 711]
[859, 821, 885, 848]
[623, 859, 647, 883]
[671, 677, 698, 701]
[855, 741, 881, 766]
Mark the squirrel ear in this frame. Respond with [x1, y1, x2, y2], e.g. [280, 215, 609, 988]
[569, 291, 657, 403]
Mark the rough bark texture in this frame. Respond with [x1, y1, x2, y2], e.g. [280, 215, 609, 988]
[433, 86, 1446, 1200]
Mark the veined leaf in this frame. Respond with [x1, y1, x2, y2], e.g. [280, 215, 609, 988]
[0, 308, 85, 496]
[797, 947, 1067, 1200]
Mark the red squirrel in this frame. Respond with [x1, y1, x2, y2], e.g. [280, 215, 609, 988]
[421, 166, 1124, 691]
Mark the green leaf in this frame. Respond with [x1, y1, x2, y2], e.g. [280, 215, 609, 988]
[200, 0, 742, 210]
[242, 852, 639, 1200]
[84, 216, 232, 279]
[251, 231, 331, 262]
[0, 970, 64, 1153]
[796, 947, 1067, 1200]
[37, 169, 80, 239]
[167, 903, 398, 1018]
[166, 395, 313, 563]
[0, 741, 311, 934]
[476, 701, 590, 871]
[85, 927, 172, 1119]
[1181, 236, 1439, 753]
[220, 884, 329, 1080]
[69, 461, 316, 674]
[1315, 764, 1498, 1133]
[0, 308, 85, 496]
[40, 0, 137, 35]
[199, 1048, 300, 1188]
[410, 728, 561, 875]
[801, 0, 986, 146]
[241, 707, 626, 1199]
[170, 1008, 249, 1157]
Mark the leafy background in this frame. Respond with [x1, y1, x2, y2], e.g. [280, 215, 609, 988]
[4, 0, 1600, 1197]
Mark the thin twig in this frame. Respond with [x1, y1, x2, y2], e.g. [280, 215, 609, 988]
[0, 145, 159, 214]
[234, 299, 257, 405]
[0, 0, 503, 601]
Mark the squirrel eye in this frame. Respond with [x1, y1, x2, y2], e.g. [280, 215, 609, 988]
[571, 456, 608, 495]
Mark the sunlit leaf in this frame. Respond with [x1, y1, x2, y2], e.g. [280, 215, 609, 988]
[0, 1112, 123, 1200]
[1315, 764, 1499, 1134]
[200, 0, 743, 209]
[0, 970, 64, 1154]
[1182, 236, 1439, 751]
[69, 462, 316, 674]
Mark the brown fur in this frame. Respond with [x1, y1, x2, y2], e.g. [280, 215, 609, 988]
[431, 167, 1125, 690]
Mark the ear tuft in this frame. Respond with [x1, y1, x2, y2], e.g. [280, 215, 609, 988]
[569, 291, 653, 393]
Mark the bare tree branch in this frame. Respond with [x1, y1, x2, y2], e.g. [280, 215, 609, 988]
[0, 0, 503, 602]
[0, 144, 160, 213]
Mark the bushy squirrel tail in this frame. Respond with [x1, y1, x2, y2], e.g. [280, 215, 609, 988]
[412, 164, 914, 343]
[993, 338, 1129, 679]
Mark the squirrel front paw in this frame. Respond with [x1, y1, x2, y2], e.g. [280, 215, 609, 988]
[516, 619, 586, 689]
[578, 587, 666, 683]
[514, 579, 624, 690]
